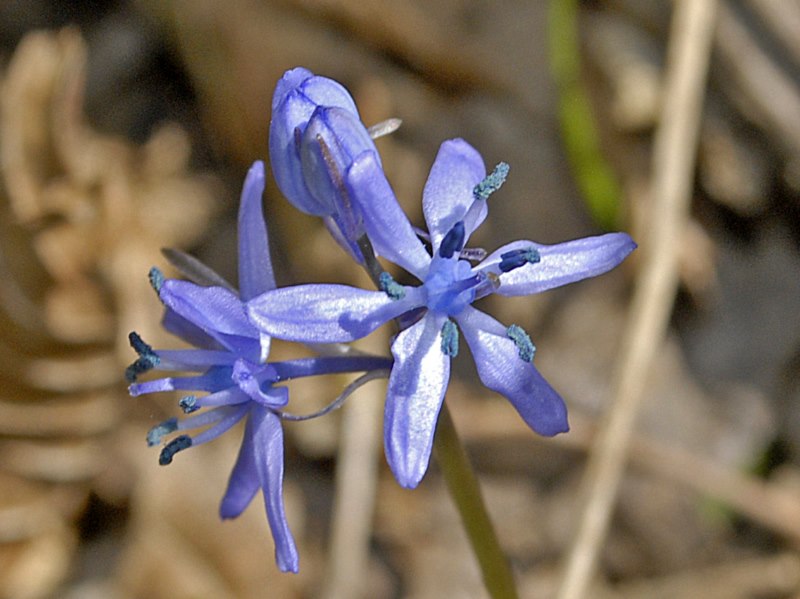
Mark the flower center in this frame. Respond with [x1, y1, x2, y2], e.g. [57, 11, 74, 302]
[423, 256, 479, 316]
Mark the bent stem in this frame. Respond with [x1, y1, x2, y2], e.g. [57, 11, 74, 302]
[434, 402, 519, 599]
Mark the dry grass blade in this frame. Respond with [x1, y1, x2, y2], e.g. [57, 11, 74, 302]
[557, 2, 719, 597]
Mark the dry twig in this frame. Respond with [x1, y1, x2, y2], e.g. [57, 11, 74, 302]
[556, 2, 719, 597]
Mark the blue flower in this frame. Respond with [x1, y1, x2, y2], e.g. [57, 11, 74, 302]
[269, 67, 382, 260]
[126, 161, 391, 572]
[247, 139, 637, 489]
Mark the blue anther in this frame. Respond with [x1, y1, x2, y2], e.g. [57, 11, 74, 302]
[499, 247, 541, 273]
[506, 325, 536, 362]
[473, 162, 509, 201]
[439, 221, 466, 259]
[179, 395, 199, 414]
[147, 417, 178, 447]
[440, 320, 459, 357]
[125, 331, 160, 382]
[379, 271, 406, 300]
[159, 434, 192, 465]
[148, 267, 165, 294]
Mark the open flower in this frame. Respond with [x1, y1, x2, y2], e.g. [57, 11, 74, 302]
[126, 161, 390, 572]
[248, 139, 636, 489]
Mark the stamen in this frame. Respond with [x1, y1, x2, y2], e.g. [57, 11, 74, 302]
[125, 331, 160, 382]
[473, 162, 509, 201]
[159, 435, 192, 465]
[148, 267, 165, 294]
[147, 417, 178, 447]
[179, 395, 199, 414]
[499, 247, 541, 273]
[379, 271, 406, 300]
[293, 126, 302, 151]
[459, 247, 487, 262]
[473, 272, 501, 302]
[441, 320, 459, 357]
[367, 117, 402, 139]
[506, 325, 536, 363]
[439, 221, 466, 259]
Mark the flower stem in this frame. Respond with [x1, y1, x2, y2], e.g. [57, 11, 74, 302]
[434, 402, 519, 599]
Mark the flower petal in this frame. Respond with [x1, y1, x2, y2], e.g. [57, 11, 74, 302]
[161, 308, 221, 350]
[159, 280, 260, 360]
[458, 307, 568, 436]
[273, 68, 358, 114]
[384, 314, 450, 488]
[220, 407, 260, 519]
[249, 406, 299, 573]
[238, 161, 276, 301]
[247, 284, 424, 343]
[346, 150, 431, 279]
[480, 233, 637, 297]
[422, 139, 486, 252]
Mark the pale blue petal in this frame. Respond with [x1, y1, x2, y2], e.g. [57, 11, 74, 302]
[271, 67, 313, 112]
[238, 161, 276, 301]
[422, 139, 486, 253]
[161, 308, 221, 351]
[297, 107, 377, 250]
[384, 314, 450, 488]
[280, 70, 359, 115]
[346, 150, 431, 279]
[247, 284, 424, 343]
[457, 307, 568, 436]
[249, 406, 299, 573]
[219, 406, 260, 519]
[480, 233, 637, 297]
[269, 90, 324, 215]
[159, 280, 260, 360]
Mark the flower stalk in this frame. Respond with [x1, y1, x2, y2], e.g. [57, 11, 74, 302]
[434, 402, 520, 599]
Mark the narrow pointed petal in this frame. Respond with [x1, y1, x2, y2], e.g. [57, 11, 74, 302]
[345, 150, 430, 279]
[480, 233, 637, 297]
[238, 161, 276, 301]
[458, 307, 568, 436]
[249, 407, 299, 573]
[300, 107, 377, 221]
[159, 280, 261, 360]
[161, 308, 221, 351]
[384, 314, 450, 488]
[422, 139, 486, 252]
[247, 284, 424, 343]
[220, 407, 260, 519]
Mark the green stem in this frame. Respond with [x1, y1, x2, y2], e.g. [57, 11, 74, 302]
[434, 403, 519, 599]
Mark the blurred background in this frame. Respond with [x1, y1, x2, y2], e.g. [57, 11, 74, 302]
[0, 0, 799, 597]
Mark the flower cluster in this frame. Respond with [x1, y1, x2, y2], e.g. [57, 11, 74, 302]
[127, 67, 636, 572]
